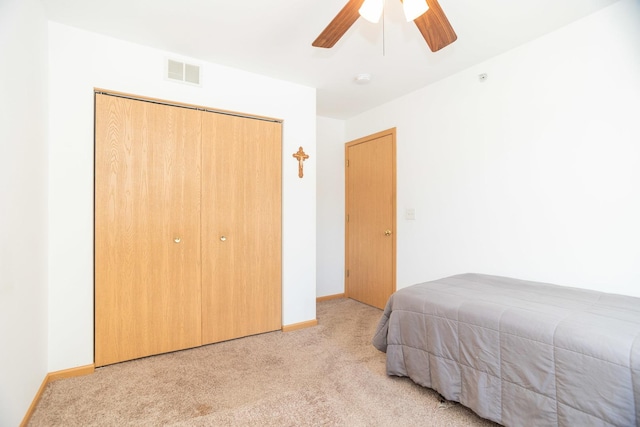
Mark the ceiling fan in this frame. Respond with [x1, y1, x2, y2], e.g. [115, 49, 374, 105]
[312, 0, 457, 52]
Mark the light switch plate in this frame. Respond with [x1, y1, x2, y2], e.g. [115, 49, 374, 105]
[405, 208, 416, 220]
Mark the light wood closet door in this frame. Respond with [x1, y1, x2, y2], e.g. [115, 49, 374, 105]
[94, 94, 202, 366]
[201, 113, 282, 344]
[345, 129, 396, 309]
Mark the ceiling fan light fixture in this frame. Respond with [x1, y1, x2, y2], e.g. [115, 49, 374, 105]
[359, 0, 384, 23]
[403, 0, 429, 22]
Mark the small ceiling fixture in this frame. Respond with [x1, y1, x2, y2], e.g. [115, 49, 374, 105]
[354, 73, 372, 84]
[359, 0, 429, 24]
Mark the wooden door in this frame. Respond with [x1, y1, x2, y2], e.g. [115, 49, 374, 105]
[201, 113, 282, 344]
[345, 128, 396, 309]
[94, 94, 202, 366]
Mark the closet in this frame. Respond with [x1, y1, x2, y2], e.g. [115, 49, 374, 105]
[94, 92, 282, 367]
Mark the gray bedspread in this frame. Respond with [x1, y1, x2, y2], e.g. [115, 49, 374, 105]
[372, 273, 640, 426]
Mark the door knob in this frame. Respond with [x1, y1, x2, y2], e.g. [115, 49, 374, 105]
[174, 237, 181, 243]
[384, 230, 392, 236]
[220, 236, 227, 242]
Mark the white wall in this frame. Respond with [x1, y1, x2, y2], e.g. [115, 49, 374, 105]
[316, 116, 346, 297]
[48, 22, 317, 372]
[0, 0, 49, 425]
[346, 0, 640, 296]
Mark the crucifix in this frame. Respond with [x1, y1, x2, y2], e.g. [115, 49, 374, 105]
[292, 146, 309, 178]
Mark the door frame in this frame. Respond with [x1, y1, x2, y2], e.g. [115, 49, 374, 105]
[344, 127, 397, 306]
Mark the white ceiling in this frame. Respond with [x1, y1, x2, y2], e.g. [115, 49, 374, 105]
[41, 0, 620, 119]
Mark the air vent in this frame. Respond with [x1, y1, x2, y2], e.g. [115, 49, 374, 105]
[167, 59, 201, 86]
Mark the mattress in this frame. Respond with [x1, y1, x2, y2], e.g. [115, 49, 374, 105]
[372, 273, 640, 426]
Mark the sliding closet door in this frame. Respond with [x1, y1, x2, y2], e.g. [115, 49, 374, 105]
[94, 94, 202, 366]
[201, 113, 282, 344]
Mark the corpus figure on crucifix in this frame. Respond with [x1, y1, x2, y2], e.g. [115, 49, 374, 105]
[293, 147, 309, 178]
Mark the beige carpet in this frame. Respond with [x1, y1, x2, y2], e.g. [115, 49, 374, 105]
[29, 298, 497, 426]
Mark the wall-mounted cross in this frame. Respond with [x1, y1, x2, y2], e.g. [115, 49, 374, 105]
[292, 146, 309, 178]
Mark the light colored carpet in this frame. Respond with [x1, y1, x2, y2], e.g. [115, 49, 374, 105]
[29, 298, 497, 426]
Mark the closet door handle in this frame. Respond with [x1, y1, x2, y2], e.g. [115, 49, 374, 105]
[174, 237, 181, 243]
[220, 236, 227, 242]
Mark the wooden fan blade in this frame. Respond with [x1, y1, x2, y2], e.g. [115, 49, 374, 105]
[312, 0, 366, 48]
[413, 0, 457, 52]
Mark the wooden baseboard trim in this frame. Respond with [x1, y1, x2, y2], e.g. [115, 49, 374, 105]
[48, 364, 95, 381]
[20, 375, 49, 427]
[282, 319, 318, 332]
[20, 364, 95, 427]
[316, 293, 345, 302]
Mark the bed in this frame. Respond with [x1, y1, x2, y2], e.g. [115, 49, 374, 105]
[372, 273, 640, 426]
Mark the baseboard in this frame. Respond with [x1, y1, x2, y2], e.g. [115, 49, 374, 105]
[316, 293, 345, 302]
[282, 319, 318, 332]
[48, 364, 95, 381]
[281, 295, 345, 331]
[20, 375, 49, 427]
[20, 364, 95, 427]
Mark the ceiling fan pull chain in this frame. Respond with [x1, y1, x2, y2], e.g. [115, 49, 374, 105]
[382, 1, 386, 56]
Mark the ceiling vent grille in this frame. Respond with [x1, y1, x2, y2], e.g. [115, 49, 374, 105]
[167, 59, 201, 86]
